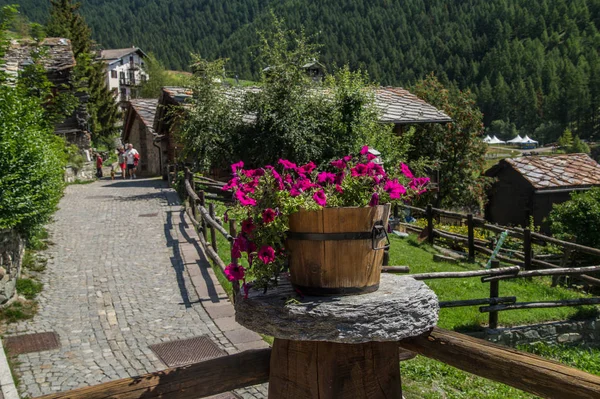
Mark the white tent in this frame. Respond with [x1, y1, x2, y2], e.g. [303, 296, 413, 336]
[482, 135, 492, 143]
[507, 135, 524, 144]
[489, 135, 506, 144]
[522, 135, 538, 144]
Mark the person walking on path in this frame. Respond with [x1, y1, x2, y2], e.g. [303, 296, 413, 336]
[95, 153, 103, 178]
[118, 146, 126, 179]
[125, 143, 139, 179]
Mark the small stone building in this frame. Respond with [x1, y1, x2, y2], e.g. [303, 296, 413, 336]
[122, 98, 161, 176]
[485, 153, 600, 232]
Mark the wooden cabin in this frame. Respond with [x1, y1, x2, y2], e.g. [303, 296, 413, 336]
[122, 99, 160, 176]
[485, 153, 600, 233]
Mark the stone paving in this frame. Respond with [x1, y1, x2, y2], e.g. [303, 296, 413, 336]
[6, 178, 267, 398]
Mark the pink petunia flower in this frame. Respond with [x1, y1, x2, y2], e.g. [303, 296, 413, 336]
[367, 153, 377, 161]
[313, 189, 327, 206]
[330, 159, 346, 169]
[258, 245, 276, 264]
[231, 161, 244, 173]
[295, 178, 316, 191]
[401, 163, 414, 179]
[334, 172, 345, 185]
[335, 184, 344, 193]
[222, 177, 239, 191]
[369, 192, 379, 206]
[224, 263, 245, 281]
[278, 159, 297, 170]
[317, 172, 336, 185]
[262, 208, 277, 224]
[233, 235, 249, 253]
[360, 145, 369, 155]
[298, 162, 316, 175]
[241, 218, 256, 235]
[235, 190, 257, 206]
[384, 179, 407, 199]
[289, 188, 302, 197]
[351, 164, 368, 177]
[231, 245, 241, 260]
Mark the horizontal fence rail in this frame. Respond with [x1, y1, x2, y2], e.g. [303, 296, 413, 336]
[34, 327, 600, 399]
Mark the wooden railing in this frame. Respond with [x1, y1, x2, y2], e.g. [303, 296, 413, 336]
[35, 327, 600, 399]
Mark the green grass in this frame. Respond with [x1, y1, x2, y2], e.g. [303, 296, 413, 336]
[16, 279, 43, 300]
[389, 235, 596, 330]
[0, 300, 38, 324]
[67, 179, 96, 185]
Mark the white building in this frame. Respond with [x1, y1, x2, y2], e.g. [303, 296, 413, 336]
[97, 47, 148, 104]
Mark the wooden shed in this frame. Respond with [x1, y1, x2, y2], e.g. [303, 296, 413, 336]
[485, 153, 600, 233]
[122, 98, 160, 176]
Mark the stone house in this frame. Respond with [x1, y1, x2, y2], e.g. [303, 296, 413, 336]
[485, 153, 600, 232]
[97, 47, 148, 105]
[122, 98, 161, 177]
[1, 38, 91, 149]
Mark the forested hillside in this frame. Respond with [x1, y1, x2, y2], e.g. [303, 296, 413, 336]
[6, 0, 600, 141]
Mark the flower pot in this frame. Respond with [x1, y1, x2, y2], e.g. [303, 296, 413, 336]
[286, 204, 391, 296]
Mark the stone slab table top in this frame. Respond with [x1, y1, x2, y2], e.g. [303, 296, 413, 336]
[235, 274, 439, 343]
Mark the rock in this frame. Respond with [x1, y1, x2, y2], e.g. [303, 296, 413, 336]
[557, 333, 582, 343]
[235, 274, 439, 343]
[0, 266, 6, 278]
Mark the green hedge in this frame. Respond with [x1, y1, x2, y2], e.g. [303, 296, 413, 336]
[0, 86, 66, 237]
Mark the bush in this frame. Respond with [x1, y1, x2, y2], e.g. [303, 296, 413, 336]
[16, 278, 43, 300]
[548, 188, 600, 249]
[0, 87, 66, 237]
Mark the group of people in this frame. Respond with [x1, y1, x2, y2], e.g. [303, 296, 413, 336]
[95, 144, 140, 180]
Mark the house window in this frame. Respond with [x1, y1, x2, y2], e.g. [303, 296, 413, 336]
[111, 70, 117, 79]
[129, 56, 134, 63]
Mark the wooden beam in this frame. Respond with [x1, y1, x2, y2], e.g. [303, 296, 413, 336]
[382, 266, 410, 273]
[35, 349, 271, 399]
[479, 298, 600, 313]
[482, 265, 600, 282]
[410, 266, 520, 280]
[531, 232, 600, 258]
[399, 327, 600, 399]
[439, 296, 516, 308]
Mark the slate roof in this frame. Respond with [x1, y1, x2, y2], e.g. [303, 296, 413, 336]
[505, 154, 600, 190]
[375, 87, 452, 124]
[1, 38, 75, 81]
[129, 99, 158, 134]
[161, 86, 451, 125]
[98, 47, 147, 63]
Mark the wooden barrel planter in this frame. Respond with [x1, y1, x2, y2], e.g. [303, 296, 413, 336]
[286, 204, 391, 296]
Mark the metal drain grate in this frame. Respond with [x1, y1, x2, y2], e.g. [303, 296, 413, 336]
[139, 212, 159, 217]
[4, 332, 60, 355]
[149, 335, 226, 368]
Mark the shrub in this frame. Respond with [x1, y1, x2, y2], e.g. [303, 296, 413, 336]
[548, 188, 600, 249]
[0, 87, 66, 237]
[16, 278, 43, 300]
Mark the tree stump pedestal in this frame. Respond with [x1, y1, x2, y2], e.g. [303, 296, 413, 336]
[235, 274, 439, 399]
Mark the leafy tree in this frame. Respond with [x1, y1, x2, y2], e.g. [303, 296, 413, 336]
[408, 74, 490, 211]
[569, 135, 590, 154]
[138, 53, 170, 98]
[549, 188, 600, 249]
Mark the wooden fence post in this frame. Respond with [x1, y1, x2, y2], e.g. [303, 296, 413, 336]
[467, 214, 475, 262]
[199, 191, 208, 241]
[426, 204, 434, 245]
[184, 168, 191, 204]
[209, 203, 218, 252]
[229, 219, 240, 299]
[524, 228, 532, 270]
[488, 259, 500, 329]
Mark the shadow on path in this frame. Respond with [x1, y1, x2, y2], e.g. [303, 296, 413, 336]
[164, 210, 193, 308]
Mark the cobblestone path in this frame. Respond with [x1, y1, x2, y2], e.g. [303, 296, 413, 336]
[6, 178, 266, 398]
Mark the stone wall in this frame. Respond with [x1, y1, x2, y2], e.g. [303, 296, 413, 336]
[475, 317, 600, 347]
[64, 161, 95, 183]
[0, 229, 25, 306]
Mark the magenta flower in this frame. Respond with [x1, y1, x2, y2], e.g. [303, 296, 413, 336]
[289, 188, 302, 197]
[367, 153, 377, 161]
[313, 189, 327, 206]
[360, 145, 369, 155]
[233, 235, 249, 253]
[334, 172, 345, 185]
[258, 245, 276, 264]
[295, 178, 316, 191]
[225, 263, 245, 281]
[247, 240, 257, 254]
[384, 179, 407, 199]
[298, 162, 316, 175]
[241, 218, 256, 235]
[369, 192, 379, 206]
[242, 282, 250, 299]
[235, 190, 257, 206]
[330, 159, 346, 169]
[343, 155, 352, 162]
[222, 177, 239, 191]
[262, 208, 277, 224]
[231, 161, 244, 173]
[231, 245, 241, 260]
[278, 159, 297, 170]
[317, 172, 336, 185]
[401, 163, 414, 179]
[351, 164, 368, 177]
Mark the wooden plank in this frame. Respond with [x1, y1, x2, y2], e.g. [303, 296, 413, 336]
[482, 265, 600, 282]
[399, 327, 600, 399]
[480, 298, 600, 313]
[410, 266, 520, 280]
[35, 349, 271, 399]
[426, 204, 434, 245]
[488, 260, 500, 329]
[474, 244, 523, 266]
[439, 296, 516, 308]
[197, 204, 233, 241]
[467, 214, 475, 261]
[531, 231, 600, 258]
[382, 266, 410, 273]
